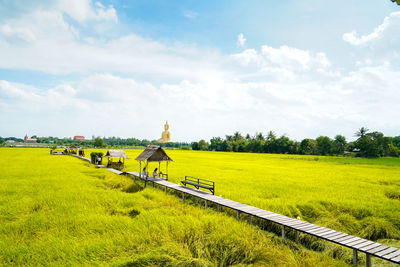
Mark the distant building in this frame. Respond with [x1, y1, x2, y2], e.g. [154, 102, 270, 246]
[24, 134, 37, 143]
[74, 136, 85, 141]
[5, 140, 15, 143]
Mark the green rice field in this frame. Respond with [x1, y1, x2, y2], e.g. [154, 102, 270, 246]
[1, 147, 400, 266]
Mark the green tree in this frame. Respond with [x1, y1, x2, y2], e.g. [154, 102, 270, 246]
[198, 139, 209, 150]
[333, 135, 347, 155]
[355, 127, 369, 139]
[191, 142, 200, 150]
[393, 136, 400, 149]
[316, 136, 333, 155]
[387, 144, 399, 157]
[233, 132, 244, 141]
[94, 138, 104, 148]
[266, 131, 276, 141]
[356, 136, 379, 158]
[300, 139, 317, 155]
[255, 132, 264, 141]
[210, 137, 223, 151]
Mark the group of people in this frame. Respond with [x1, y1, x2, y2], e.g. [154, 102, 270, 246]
[142, 167, 164, 178]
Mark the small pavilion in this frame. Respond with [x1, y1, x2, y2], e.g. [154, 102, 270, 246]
[104, 150, 129, 170]
[135, 145, 173, 180]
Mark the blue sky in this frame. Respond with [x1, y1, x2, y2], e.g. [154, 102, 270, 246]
[0, 0, 399, 141]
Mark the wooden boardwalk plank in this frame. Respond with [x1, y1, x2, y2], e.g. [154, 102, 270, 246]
[293, 223, 317, 230]
[322, 231, 344, 238]
[375, 247, 398, 257]
[333, 235, 357, 243]
[303, 227, 327, 234]
[326, 234, 349, 242]
[365, 245, 389, 254]
[390, 255, 400, 262]
[252, 210, 273, 216]
[239, 206, 260, 212]
[291, 222, 314, 229]
[296, 224, 321, 231]
[329, 235, 353, 243]
[310, 229, 336, 236]
[345, 239, 369, 247]
[382, 250, 400, 260]
[217, 200, 238, 206]
[283, 221, 308, 228]
[270, 216, 293, 223]
[319, 231, 342, 238]
[339, 237, 362, 245]
[307, 227, 332, 235]
[350, 240, 374, 249]
[259, 214, 282, 220]
[246, 208, 266, 214]
[253, 211, 274, 217]
[359, 243, 383, 252]
[284, 221, 308, 227]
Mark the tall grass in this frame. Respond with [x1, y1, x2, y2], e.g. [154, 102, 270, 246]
[88, 148, 400, 265]
[0, 148, 344, 266]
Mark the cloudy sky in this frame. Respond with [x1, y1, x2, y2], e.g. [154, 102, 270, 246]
[0, 0, 399, 142]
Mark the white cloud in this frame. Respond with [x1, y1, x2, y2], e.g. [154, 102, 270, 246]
[58, 0, 118, 23]
[0, 24, 36, 43]
[1, 3, 400, 140]
[343, 11, 400, 46]
[237, 33, 246, 47]
[183, 10, 198, 19]
[229, 45, 332, 84]
[2, 57, 400, 141]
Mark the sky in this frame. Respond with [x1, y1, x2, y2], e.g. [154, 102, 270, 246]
[0, 0, 399, 142]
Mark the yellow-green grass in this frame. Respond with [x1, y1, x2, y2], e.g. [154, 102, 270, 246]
[0, 148, 345, 266]
[91, 149, 400, 261]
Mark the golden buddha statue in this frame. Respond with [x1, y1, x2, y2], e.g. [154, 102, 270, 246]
[158, 120, 171, 143]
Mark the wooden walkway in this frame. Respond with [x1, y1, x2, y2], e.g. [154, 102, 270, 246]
[72, 154, 400, 266]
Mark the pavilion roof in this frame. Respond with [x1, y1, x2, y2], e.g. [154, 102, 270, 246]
[135, 145, 173, 162]
[104, 150, 129, 158]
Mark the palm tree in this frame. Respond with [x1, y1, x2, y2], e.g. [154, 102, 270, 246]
[255, 132, 264, 141]
[355, 127, 369, 139]
[233, 132, 243, 141]
[266, 131, 276, 141]
[225, 135, 233, 142]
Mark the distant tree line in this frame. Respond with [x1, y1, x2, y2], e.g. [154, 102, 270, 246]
[0, 135, 190, 149]
[1, 128, 399, 158]
[192, 128, 400, 158]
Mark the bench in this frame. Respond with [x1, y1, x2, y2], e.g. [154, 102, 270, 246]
[181, 176, 215, 195]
